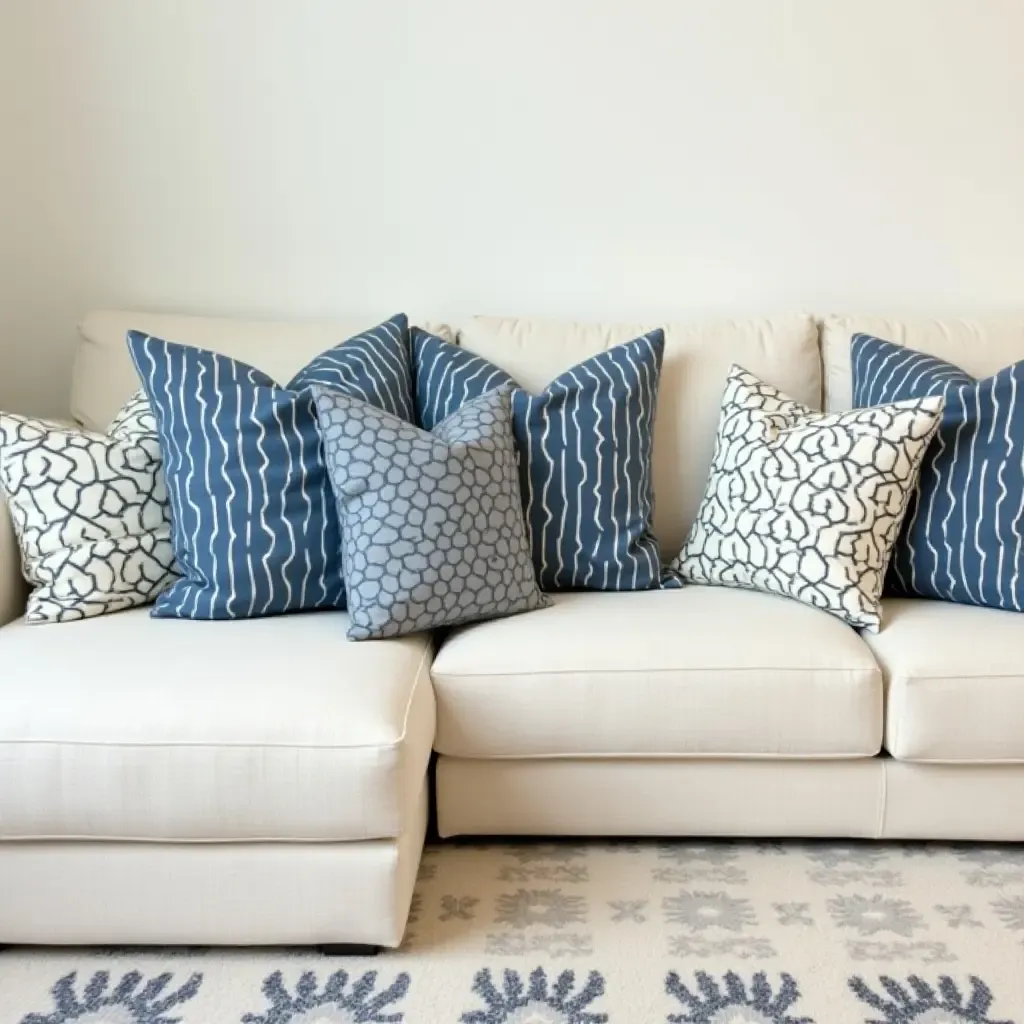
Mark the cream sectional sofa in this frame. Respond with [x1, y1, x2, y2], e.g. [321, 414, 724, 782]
[1, 309, 1023, 952]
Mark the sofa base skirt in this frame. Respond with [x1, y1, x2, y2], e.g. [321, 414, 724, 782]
[436, 756, 1024, 841]
[0, 785, 427, 947]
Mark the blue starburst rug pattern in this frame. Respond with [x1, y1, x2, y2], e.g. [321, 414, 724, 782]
[2, 840, 1023, 1022]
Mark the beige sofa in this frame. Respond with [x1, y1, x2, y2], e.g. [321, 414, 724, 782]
[1, 309, 1023, 952]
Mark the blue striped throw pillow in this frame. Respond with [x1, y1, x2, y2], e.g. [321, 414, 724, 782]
[852, 333, 1024, 612]
[127, 315, 413, 618]
[413, 327, 666, 591]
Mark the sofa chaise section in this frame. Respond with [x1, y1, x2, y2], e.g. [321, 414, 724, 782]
[0, 309, 447, 949]
[0, 608, 434, 945]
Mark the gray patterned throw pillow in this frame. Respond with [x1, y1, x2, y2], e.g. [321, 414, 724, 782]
[670, 366, 944, 631]
[0, 391, 177, 623]
[312, 384, 550, 640]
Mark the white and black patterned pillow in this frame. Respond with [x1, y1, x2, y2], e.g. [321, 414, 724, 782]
[0, 391, 177, 623]
[670, 366, 944, 631]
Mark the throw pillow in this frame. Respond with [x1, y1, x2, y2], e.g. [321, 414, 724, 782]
[412, 328, 666, 591]
[312, 383, 550, 640]
[0, 391, 176, 623]
[670, 365, 944, 631]
[852, 333, 1024, 611]
[127, 314, 413, 619]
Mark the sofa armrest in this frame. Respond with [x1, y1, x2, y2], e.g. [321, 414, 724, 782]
[0, 491, 27, 626]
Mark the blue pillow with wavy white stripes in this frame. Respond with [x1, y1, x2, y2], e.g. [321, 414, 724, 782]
[852, 333, 1024, 612]
[413, 327, 666, 591]
[127, 315, 413, 619]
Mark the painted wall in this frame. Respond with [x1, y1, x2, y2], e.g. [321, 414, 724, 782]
[2, 0, 1023, 416]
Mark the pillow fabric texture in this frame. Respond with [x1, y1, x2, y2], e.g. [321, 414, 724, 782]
[412, 327, 666, 591]
[852, 333, 1024, 611]
[0, 391, 176, 623]
[671, 365, 945, 631]
[313, 383, 549, 640]
[128, 314, 413, 619]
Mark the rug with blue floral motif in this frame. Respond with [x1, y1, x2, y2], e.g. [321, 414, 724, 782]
[2, 840, 1023, 1023]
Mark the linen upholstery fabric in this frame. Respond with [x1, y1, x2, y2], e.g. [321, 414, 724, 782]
[0, 794, 426, 946]
[0, 391, 176, 623]
[430, 588, 881, 759]
[671, 366, 944, 631]
[880, 761, 1024, 841]
[414, 327, 666, 590]
[435, 757, 1024, 841]
[864, 598, 1024, 763]
[0, 608, 435, 841]
[127, 315, 413, 618]
[437, 758, 885, 837]
[458, 315, 821, 557]
[314, 385, 548, 640]
[852, 334, 1024, 611]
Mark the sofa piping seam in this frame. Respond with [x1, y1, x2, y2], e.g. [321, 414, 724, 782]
[0, 739, 410, 751]
[891, 673, 1024, 682]
[0, 833, 397, 844]
[431, 667, 879, 680]
[885, 755, 1024, 765]
[431, 750, 881, 761]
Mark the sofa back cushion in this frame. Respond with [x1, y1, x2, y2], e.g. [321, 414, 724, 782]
[72, 310, 452, 432]
[71, 310, 819, 559]
[823, 316, 1024, 412]
[458, 315, 820, 557]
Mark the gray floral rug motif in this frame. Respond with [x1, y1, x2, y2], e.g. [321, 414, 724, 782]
[3, 840, 1024, 1022]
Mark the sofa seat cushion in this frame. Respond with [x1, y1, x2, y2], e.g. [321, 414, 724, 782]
[864, 599, 1024, 763]
[431, 588, 882, 759]
[0, 609, 434, 841]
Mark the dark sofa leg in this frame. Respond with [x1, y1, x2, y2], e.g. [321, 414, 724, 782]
[317, 943, 380, 956]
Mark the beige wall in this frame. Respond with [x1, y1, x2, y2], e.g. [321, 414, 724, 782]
[3, 0, 1024, 417]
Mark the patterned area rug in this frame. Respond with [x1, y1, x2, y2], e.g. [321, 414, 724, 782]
[2, 840, 1024, 1022]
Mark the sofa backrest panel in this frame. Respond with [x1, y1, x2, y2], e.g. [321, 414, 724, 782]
[823, 316, 1024, 412]
[459, 314, 820, 558]
[72, 309, 819, 560]
[73, 310, 453, 431]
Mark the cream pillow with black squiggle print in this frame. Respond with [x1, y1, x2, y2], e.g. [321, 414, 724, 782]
[671, 366, 944, 631]
[0, 392, 176, 623]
